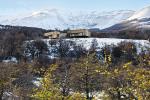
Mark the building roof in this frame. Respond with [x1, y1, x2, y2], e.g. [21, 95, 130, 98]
[44, 31, 60, 36]
[67, 29, 89, 34]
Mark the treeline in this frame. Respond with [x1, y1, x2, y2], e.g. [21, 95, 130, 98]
[91, 29, 150, 40]
[0, 25, 47, 61]
[0, 25, 47, 40]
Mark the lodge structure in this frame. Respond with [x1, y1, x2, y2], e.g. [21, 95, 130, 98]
[67, 29, 91, 38]
[44, 29, 91, 39]
[44, 31, 60, 39]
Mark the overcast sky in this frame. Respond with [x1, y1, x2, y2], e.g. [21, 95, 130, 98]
[0, 0, 150, 15]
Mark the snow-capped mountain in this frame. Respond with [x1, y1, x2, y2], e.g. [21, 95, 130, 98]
[0, 9, 134, 29]
[128, 6, 150, 20]
[103, 6, 150, 31]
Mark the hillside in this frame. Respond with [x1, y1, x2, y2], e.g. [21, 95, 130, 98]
[128, 6, 150, 20]
[0, 25, 46, 40]
[24, 38, 150, 59]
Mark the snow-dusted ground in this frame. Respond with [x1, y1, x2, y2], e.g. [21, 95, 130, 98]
[32, 77, 42, 87]
[44, 38, 150, 51]
[65, 38, 149, 49]
[24, 38, 150, 59]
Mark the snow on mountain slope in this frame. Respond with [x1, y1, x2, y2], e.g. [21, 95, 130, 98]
[0, 9, 134, 29]
[128, 6, 150, 20]
[127, 6, 150, 29]
[102, 18, 150, 32]
[103, 6, 150, 31]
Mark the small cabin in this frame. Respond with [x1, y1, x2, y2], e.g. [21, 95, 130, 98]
[67, 29, 91, 38]
[44, 31, 60, 39]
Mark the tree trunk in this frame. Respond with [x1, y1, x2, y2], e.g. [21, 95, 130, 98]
[117, 91, 121, 100]
[85, 73, 90, 100]
[0, 88, 3, 100]
[86, 87, 90, 100]
[85, 55, 91, 100]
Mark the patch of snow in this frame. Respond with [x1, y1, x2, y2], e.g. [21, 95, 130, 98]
[3, 92, 19, 100]
[94, 91, 109, 100]
[32, 77, 42, 87]
[2, 56, 18, 63]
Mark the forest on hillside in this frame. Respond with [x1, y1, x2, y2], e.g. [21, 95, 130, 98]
[0, 30, 150, 100]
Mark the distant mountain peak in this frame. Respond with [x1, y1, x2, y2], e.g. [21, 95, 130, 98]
[31, 9, 59, 16]
[101, 6, 150, 32]
[0, 9, 134, 29]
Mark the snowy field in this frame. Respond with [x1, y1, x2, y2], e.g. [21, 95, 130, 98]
[24, 38, 150, 58]
[44, 38, 150, 51]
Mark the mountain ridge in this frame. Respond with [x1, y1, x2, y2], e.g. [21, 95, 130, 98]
[103, 6, 150, 32]
[128, 6, 150, 20]
[0, 9, 134, 30]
